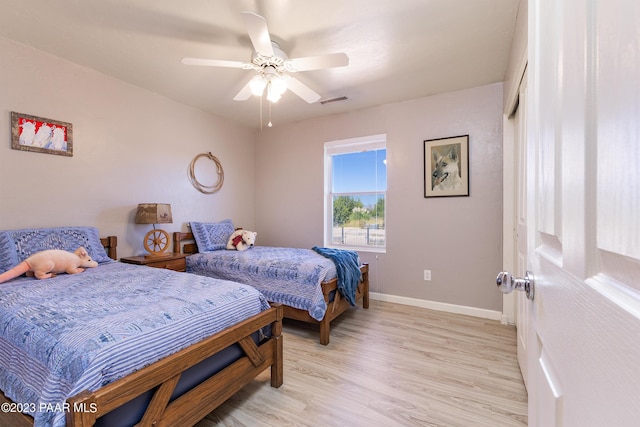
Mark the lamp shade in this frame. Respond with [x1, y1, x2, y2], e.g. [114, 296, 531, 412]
[135, 203, 173, 224]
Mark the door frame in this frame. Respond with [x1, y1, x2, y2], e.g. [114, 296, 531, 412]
[502, 52, 528, 325]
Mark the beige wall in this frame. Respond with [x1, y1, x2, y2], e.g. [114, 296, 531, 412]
[0, 36, 256, 257]
[0, 35, 505, 313]
[255, 83, 504, 311]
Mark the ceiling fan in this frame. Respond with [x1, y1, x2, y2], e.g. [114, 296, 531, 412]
[181, 11, 349, 104]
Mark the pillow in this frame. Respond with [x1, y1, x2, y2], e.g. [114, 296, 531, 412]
[0, 226, 112, 273]
[190, 220, 235, 252]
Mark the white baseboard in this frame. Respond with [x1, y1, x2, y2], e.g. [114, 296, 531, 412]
[370, 292, 503, 321]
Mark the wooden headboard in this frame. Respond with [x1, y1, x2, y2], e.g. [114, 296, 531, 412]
[100, 236, 118, 260]
[173, 232, 198, 255]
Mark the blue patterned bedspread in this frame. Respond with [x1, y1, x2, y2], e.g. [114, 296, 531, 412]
[0, 262, 270, 427]
[186, 247, 337, 321]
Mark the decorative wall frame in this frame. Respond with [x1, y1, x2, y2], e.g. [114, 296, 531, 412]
[424, 135, 469, 198]
[11, 111, 73, 157]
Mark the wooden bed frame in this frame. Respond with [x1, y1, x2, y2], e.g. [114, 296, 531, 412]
[0, 235, 283, 427]
[173, 232, 369, 346]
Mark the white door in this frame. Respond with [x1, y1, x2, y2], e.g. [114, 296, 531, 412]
[525, 0, 640, 426]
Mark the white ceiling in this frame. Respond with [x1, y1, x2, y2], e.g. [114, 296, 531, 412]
[0, 0, 520, 129]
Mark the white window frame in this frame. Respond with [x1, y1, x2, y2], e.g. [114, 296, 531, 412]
[324, 134, 387, 253]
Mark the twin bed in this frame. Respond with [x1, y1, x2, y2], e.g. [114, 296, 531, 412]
[175, 220, 369, 346]
[0, 227, 283, 427]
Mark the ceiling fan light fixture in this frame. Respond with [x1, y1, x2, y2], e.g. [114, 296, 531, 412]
[270, 75, 287, 95]
[249, 75, 267, 96]
[266, 84, 282, 102]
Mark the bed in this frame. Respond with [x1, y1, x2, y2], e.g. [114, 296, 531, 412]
[174, 221, 369, 346]
[0, 226, 283, 427]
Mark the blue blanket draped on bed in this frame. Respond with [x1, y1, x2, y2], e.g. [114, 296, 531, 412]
[312, 246, 361, 306]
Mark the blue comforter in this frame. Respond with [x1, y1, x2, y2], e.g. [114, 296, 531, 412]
[0, 262, 269, 427]
[186, 247, 339, 321]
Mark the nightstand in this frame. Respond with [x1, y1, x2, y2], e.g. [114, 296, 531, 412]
[120, 253, 187, 272]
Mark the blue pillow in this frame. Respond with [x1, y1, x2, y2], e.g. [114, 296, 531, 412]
[0, 226, 112, 273]
[190, 220, 235, 252]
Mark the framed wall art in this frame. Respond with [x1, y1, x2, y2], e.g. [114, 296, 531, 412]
[11, 111, 73, 157]
[424, 135, 469, 198]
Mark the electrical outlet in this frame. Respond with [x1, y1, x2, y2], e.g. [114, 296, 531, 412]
[424, 270, 431, 281]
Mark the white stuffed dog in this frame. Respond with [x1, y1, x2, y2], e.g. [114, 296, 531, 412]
[226, 229, 257, 251]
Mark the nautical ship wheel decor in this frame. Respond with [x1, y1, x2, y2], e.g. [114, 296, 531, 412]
[143, 228, 170, 255]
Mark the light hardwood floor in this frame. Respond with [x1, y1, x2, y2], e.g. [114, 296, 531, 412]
[195, 300, 528, 427]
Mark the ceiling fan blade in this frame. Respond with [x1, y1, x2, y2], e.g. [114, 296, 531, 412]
[242, 11, 274, 57]
[287, 52, 349, 72]
[233, 79, 253, 101]
[181, 57, 248, 68]
[284, 76, 321, 103]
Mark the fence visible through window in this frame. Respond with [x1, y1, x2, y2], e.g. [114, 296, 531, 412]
[330, 193, 385, 248]
[331, 224, 385, 247]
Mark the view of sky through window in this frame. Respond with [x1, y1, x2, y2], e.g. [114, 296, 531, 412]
[331, 149, 386, 207]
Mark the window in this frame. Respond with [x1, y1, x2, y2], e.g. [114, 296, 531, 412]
[324, 134, 387, 252]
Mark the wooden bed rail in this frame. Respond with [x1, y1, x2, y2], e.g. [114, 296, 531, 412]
[67, 304, 283, 427]
[284, 264, 369, 345]
[99, 236, 117, 260]
[173, 231, 198, 254]
[0, 305, 283, 427]
[173, 231, 370, 346]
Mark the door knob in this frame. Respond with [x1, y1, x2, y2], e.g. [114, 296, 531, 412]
[496, 271, 535, 300]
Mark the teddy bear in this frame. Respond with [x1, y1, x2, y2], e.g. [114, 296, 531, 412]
[0, 247, 99, 283]
[226, 229, 257, 251]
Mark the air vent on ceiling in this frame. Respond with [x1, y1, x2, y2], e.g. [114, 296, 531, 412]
[320, 96, 348, 105]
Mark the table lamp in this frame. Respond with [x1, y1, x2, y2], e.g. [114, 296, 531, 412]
[135, 203, 173, 256]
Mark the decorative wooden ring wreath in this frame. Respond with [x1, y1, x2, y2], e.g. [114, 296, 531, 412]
[189, 152, 224, 194]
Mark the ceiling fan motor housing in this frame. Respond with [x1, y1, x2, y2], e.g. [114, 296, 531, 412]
[251, 41, 288, 72]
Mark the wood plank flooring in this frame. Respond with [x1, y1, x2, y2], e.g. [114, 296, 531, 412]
[195, 300, 528, 427]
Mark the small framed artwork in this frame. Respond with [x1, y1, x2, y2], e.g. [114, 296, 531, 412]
[424, 135, 469, 198]
[11, 111, 73, 157]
